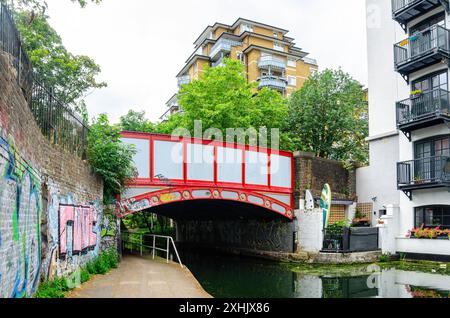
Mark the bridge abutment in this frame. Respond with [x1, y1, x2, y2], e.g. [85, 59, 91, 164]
[176, 218, 296, 253]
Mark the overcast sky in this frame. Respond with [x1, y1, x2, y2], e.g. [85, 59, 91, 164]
[45, 0, 368, 123]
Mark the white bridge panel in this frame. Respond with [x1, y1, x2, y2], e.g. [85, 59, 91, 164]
[270, 154, 292, 188]
[121, 138, 150, 178]
[217, 147, 242, 184]
[245, 151, 269, 186]
[154, 140, 184, 180]
[187, 143, 214, 181]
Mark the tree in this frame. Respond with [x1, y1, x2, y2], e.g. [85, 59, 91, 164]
[3, 0, 101, 13]
[119, 110, 156, 133]
[88, 114, 137, 204]
[14, 11, 106, 117]
[162, 59, 289, 148]
[287, 69, 369, 164]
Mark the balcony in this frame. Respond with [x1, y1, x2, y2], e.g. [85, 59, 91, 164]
[397, 156, 450, 199]
[257, 76, 287, 91]
[258, 56, 287, 70]
[209, 38, 242, 62]
[394, 25, 450, 82]
[177, 75, 191, 88]
[396, 88, 450, 139]
[392, 0, 449, 31]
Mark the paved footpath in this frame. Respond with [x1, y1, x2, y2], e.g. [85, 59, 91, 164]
[66, 255, 212, 298]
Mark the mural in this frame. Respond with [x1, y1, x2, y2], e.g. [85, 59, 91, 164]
[59, 205, 97, 256]
[0, 137, 41, 298]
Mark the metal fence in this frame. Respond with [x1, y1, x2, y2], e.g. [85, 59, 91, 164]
[396, 88, 450, 126]
[0, 3, 88, 158]
[397, 156, 450, 186]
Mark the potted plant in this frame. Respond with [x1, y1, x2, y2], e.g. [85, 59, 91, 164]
[352, 209, 371, 227]
[414, 175, 424, 184]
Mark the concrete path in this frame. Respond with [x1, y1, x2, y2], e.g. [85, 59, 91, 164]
[66, 255, 212, 298]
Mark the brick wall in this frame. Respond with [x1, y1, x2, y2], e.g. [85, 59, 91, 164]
[0, 52, 104, 298]
[294, 151, 356, 209]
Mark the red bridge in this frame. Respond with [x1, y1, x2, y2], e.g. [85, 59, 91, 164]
[116, 132, 294, 221]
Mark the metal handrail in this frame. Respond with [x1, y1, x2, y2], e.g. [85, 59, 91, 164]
[121, 231, 183, 268]
[392, 0, 423, 13]
[397, 155, 450, 185]
[396, 88, 450, 125]
[394, 24, 450, 66]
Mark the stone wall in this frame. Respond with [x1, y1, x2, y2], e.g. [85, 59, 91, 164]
[0, 52, 104, 298]
[294, 151, 356, 208]
[176, 219, 295, 253]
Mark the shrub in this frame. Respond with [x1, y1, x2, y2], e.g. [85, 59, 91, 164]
[34, 278, 69, 298]
[379, 254, 390, 263]
[80, 269, 91, 284]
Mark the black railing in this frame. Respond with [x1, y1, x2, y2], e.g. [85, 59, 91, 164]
[397, 156, 450, 187]
[396, 88, 450, 126]
[0, 2, 88, 158]
[394, 24, 450, 67]
[392, 0, 449, 14]
[0, 3, 32, 101]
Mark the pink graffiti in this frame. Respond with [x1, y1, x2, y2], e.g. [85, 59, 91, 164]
[59, 205, 97, 256]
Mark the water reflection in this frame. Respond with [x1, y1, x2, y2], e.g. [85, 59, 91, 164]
[178, 248, 450, 298]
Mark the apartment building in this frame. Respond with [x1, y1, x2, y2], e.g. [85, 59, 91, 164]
[160, 18, 318, 120]
[358, 0, 450, 259]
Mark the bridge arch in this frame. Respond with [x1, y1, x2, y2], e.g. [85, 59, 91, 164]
[116, 186, 293, 220]
[117, 132, 294, 221]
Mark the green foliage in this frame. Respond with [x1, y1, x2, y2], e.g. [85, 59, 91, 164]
[34, 277, 69, 298]
[379, 254, 391, 263]
[2, 0, 101, 15]
[87, 114, 137, 203]
[161, 59, 290, 149]
[326, 220, 350, 236]
[35, 248, 119, 298]
[14, 10, 106, 118]
[119, 110, 157, 133]
[80, 268, 91, 284]
[288, 69, 369, 164]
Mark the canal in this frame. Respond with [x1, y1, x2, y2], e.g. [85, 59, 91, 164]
[177, 248, 450, 298]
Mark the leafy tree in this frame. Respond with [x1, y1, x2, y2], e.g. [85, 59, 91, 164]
[119, 110, 156, 133]
[3, 0, 101, 14]
[161, 59, 289, 148]
[87, 114, 137, 203]
[287, 69, 368, 164]
[14, 11, 106, 117]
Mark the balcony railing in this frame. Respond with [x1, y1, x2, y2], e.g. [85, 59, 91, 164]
[257, 76, 287, 91]
[177, 75, 191, 88]
[396, 88, 450, 131]
[258, 56, 286, 70]
[397, 156, 450, 189]
[394, 24, 450, 78]
[391, 0, 448, 30]
[209, 38, 242, 61]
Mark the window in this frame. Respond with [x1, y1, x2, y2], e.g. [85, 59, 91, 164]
[412, 70, 448, 93]
[410, 12, 445, 34]
[415, 135, 450, 159]
[415, 206, 450, 229]
[240, 23, 253, 33]
[288, 76, 297, 87]
[287, 58, 296, 68]
[273, 32, 278, 38]
[236, 51, 245, 64]
[274, 42, 284, 52]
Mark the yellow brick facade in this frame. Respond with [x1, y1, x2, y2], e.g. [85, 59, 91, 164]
[165, 18, 318, 117]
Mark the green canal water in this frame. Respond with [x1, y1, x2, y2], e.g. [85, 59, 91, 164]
[177, 249, 450, 298]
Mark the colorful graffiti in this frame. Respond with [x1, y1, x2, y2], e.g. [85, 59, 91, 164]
[59, 205, 97, 256]
[0, 136, 41, 298]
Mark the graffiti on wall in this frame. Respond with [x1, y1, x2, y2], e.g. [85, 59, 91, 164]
[59, 205, 97, 256]
[0, 136, 41, 298]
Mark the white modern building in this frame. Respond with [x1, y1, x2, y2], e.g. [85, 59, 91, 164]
[358, 0, 450, 260]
